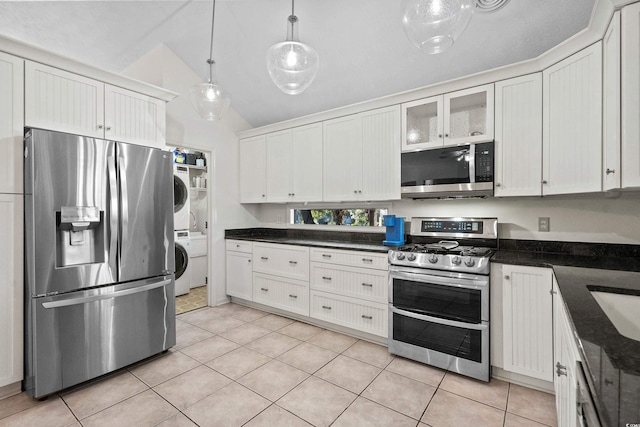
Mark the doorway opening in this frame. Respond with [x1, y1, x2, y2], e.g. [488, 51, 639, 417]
[170, 145, 210, 315]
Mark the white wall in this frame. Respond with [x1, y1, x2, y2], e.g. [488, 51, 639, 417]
[123, 44, 261, 306]
[257, 191, 640, 244]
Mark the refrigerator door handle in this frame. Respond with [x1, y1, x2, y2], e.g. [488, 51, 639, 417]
[117, 153, 129, 277]
[107, 155, 118, 273]
[41, 279, 171, 309]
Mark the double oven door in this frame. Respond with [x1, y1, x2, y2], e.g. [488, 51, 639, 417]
[388, 265, 490, 381]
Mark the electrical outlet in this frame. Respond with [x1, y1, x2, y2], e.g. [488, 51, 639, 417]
[538, 217, 550, 232]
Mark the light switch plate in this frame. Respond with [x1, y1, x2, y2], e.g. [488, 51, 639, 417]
[538, 217, 550, 232]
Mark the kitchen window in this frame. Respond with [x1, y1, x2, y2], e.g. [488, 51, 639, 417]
[291, 208, 388, 227]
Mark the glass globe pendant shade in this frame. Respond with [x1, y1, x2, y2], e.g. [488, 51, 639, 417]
[266, 40, 319, 95]
[401, 0, 474, 54]
[189, 81, 231, 121]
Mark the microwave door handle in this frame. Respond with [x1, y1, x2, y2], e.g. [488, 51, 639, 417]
[390, 306, 488, 331]
[390, 269, 488, 291]
[469, 143, 476, 183]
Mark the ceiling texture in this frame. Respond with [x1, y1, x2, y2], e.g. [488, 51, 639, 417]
[0, 0, 596, 128]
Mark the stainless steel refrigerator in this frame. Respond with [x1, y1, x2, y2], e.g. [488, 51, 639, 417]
[24, 128, 176, 398]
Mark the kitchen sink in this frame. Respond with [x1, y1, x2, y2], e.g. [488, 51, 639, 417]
[591, 291, 640, 341]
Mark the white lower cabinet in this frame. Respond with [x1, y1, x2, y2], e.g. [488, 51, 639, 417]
[310, 291, 387, 337]
[553, 276, 580, 427]
[253, 243, 309, 281]
[225, 240, 253, 301]
[253, 273, 309, 316]
[501, 265, 554, 382]
[310, 247, 388, 337]
[0, 194, 23, 390]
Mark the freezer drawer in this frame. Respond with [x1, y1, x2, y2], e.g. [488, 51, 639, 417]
[24, 276, 176, 398]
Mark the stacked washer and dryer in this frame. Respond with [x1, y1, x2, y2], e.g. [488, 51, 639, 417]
[173, 165, 191, 296]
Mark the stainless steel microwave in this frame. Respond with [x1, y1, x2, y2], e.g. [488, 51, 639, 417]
[401, 141, 494, 199]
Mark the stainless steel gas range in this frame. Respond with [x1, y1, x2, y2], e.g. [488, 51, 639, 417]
[387, 217, 498, 382]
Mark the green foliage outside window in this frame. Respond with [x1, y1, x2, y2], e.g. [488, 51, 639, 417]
[293, 208, 388, 226]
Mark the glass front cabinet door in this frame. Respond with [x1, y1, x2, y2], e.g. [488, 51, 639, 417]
[402, 84, 494, 152]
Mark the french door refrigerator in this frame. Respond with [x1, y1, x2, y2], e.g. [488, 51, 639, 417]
[24, 128, 176, 398]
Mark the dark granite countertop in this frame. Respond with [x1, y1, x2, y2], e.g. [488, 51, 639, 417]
[225, 228, 390, 253]
[492, 240, 640, 426]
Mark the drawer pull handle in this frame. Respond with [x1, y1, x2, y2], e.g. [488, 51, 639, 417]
[261, 257, 268, 260]
[289, 294, 298, 299]
[322, 254, 332, 258]
[361, 283, 373, 287]
[361, 315, 373, 320]
[260, 288, 269, 292]
[322, 276, 332, 280]
[362, 258, 373, 263]
[236, 244, 240, 248]
[289, 260, 298, 265]
[322, 305, 332, 310]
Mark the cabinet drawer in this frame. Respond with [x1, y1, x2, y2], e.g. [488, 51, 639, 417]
[310, 263, 387, 303]
[310, 291, 387, 338]
[253, 273, 309, 316]
[226, 239, 252, 254]
[253, 243, 309, 281]
[309, 248, 388, 270]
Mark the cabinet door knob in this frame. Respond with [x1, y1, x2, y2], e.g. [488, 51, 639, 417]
[606, 168, 616, 175]
[354, 190, 358, 193]
[504, 275, 510, 280]
[541, 180, 548, 184]
[495, 183, 501, 187]
[438, 134, 443, 138]
[445, 133, 449, 138]
[98, 125, 104, 129]
[247, 259, 251, 263]
[105, 126, 112, 131]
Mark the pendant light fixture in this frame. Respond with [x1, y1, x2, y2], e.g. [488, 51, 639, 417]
[401, 0, 474, 54]
[190, 0, 231, 120]
[266, 0, 319, 95]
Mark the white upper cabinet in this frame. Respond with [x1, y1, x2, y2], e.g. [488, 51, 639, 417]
[603, 11, 621, 191]
[25, 61, 105, 138]
[239, 135, 267, 203]
[266, 123, 323, 203]
[104, 85, 166, 149]
[542, 42, 603, 195]
[323, 114, 363, 201]
[494, 73, 543, 197]
[25, 61, 166, 148]
[402, 84, 494, 152]
[0, 52, 24, 195]
[622, 3, 640, 188]
[324, 105, 400, 201]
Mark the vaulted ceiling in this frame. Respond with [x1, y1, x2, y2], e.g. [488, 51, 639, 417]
[0, 0, 596, 128]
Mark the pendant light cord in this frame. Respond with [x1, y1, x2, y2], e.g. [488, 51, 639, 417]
[207, 0, 217, 83]
[287, 0, 298, 41]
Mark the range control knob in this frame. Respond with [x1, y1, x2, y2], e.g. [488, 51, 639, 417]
[407, 254, 417, 261]
[396, 253, 406, 260]
[464, 257, 476, 267]
[451, 256, 462, 265]
[428, 254, 438, 264]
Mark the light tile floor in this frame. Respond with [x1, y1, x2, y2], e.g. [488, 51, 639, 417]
[0, 303, 558, 427]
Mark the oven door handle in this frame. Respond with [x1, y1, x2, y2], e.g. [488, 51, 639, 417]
[389, 269, 488, 290]
[390, 306, 488, 331]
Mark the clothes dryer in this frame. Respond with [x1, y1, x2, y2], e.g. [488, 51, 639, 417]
[173, 165, 190, 230]
[174, 230, 191, 296]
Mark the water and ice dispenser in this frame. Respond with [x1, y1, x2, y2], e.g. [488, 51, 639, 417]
[56, 206, 104, 267]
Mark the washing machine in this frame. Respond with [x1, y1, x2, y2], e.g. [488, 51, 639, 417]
[173, 165, 190, 231]
[174, 230, 191, 296]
